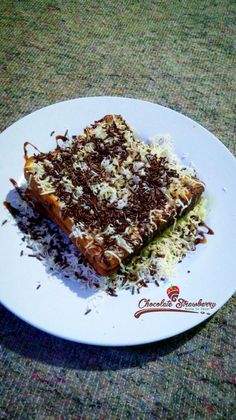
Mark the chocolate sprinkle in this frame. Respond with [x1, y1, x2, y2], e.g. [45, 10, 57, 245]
[84, 309, 92, 315]
[27, 115, 194, 263]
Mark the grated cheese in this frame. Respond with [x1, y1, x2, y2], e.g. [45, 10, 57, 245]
[116, 193, 129, 209]
[92, 125, 107, 140]
[70, 222, 86, 239]
[114, 235, 133, 254]
[91, 182, 118, 204]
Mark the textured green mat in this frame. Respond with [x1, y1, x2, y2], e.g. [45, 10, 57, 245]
[0, 0, 235, 418]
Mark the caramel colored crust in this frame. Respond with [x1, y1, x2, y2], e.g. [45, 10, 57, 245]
[24, 156, 204, 276]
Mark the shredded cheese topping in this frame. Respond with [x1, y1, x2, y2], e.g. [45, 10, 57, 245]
[26, 114, 205, 263]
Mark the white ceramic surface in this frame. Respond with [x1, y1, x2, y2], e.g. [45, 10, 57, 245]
[0, 96, 235, 346]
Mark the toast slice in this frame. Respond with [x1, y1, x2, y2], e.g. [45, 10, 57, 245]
[24, 115, 204, 276]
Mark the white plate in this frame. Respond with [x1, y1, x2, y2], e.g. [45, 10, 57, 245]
[0, 96, 235, 346]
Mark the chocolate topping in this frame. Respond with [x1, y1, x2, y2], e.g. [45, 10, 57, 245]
[35, 131, 175, 228]
[26, 115, 204, 260]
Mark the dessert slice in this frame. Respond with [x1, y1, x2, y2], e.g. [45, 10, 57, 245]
[24, 115, 204, 276]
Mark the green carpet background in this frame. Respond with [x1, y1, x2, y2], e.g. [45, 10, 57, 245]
[0, 0, 235, 418]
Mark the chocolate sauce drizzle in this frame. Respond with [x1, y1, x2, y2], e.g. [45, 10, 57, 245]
[30, 116, 187, 246]
[195, 221, 214, 245]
